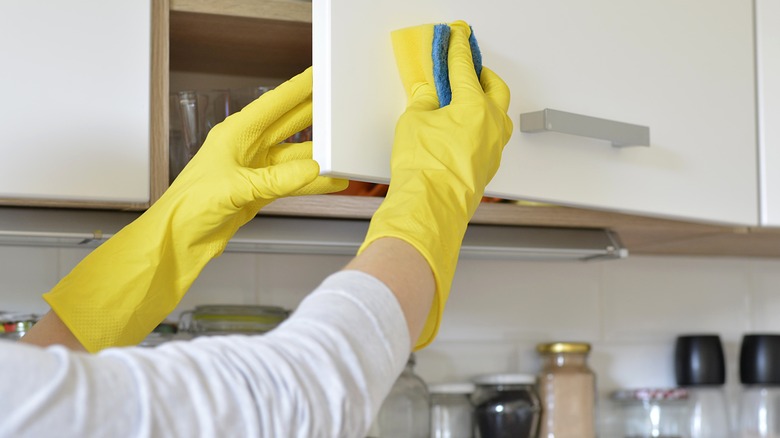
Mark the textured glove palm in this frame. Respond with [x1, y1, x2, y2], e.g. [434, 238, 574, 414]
[359, 21, 513, 349]
[44, 68, 347, 352]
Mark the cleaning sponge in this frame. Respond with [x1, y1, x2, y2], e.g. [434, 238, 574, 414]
[392, 22, 483, 107]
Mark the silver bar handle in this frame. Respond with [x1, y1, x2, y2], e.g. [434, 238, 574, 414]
[519, 108, 650, 147]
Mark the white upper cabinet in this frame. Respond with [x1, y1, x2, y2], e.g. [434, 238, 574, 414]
[0, 1, 151, 206]
[757, 0, 780, 227]
[313, 0, 758, 226]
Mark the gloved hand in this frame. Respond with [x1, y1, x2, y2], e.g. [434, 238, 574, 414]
[44, 67, 347, 352]
[359, 21, 513, 349]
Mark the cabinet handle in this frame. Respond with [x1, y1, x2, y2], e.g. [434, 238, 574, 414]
[519, 108, 650, 147]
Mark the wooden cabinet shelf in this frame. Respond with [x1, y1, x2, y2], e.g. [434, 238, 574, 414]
[170, 0, 312, 77]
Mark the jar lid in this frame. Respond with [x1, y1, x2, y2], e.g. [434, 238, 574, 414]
[536, 342, 591, 354]
[472, 373, 536, 386]
[429, 382, 476, 394]
[611, 388, 689, 402]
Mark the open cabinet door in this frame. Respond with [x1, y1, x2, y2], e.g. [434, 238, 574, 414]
[313, 0, 758, 226]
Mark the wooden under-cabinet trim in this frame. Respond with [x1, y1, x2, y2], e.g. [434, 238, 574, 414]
[150, 0, 171, 205]
[262, 195, 381, 220]
[0, 199, 150, 211]
[171, 0, 312, 23]
[263, 195, 734, 232]
[261, 195, 780, 257]
[628, 229, 780, 258]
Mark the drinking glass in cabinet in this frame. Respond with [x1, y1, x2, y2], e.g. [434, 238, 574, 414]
[229, 85, 271, 112]
[169, 85, 312, 183]
[170, 90, 234, 182]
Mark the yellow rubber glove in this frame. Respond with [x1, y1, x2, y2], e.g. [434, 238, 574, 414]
[359, 21, 513, 349]
[44, 67, 347, 352]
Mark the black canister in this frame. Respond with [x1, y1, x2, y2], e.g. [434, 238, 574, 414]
[471, 374, 541, 438]
[675, 334, 726, 385]
[674, 334, 731, 437]
[738, 334, 780, 436]
[740, 334, 780, 385]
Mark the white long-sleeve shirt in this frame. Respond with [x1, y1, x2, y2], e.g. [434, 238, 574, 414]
[0, 270, 410, 438]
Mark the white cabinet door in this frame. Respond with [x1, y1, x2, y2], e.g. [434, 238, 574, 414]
[757, 0, 780, 227]
[313, 0, 757, 226]
[0, 1, 151, 204]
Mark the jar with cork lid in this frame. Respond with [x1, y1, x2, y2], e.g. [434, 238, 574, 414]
[536, 341, 596, 438]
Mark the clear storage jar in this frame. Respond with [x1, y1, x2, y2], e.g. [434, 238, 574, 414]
[0, 313, 39, 340]
[139, 322, 179, 347]
[471, 373, 541, 438]
[430, 382, 475, 438]
[178, 305, 289, 336]
[738, 334, 780, 438]
[375, 353, 430, 438]
[610, 388, 691, 438]
[536, 341, 597, 438]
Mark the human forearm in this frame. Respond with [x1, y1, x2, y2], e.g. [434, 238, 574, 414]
[356, 21, 512, 349]
[21, 310, 85, 351]
[344, 237, 435, 349]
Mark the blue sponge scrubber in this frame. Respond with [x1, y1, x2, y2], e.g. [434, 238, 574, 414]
[432, 24, 483, 107]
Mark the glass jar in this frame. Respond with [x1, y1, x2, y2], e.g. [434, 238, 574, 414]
[536, 341, 597, 438]
[738, 334, 780, 438]
[178, 304, 289, 336]
[611, 388, 691, 438]
[471, 373, 541, 438]
[430, 382, 475, 438]
[0, 313, 39, 341]
[139, 321, 179, 347]
[674, 334, 731, 438]
[739, 387, 780, 438]
[375, 353, 430, 438]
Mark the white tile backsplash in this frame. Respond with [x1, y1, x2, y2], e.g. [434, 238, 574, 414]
[5, 242, 780, 399]
[745, 258, 780, 332]
[169, 252, 258, 321]
[591, 340, 676, 392]
[254, 252, 353, 310]
[601, 257, 750, 341]
[415, 340, 522, 384]
[57, 247, 93, 277]
[0, 245, 59, 314]
[441, 258, 602, 342]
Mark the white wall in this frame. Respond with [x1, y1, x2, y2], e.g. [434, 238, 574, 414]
[2, 244, 778, 426]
